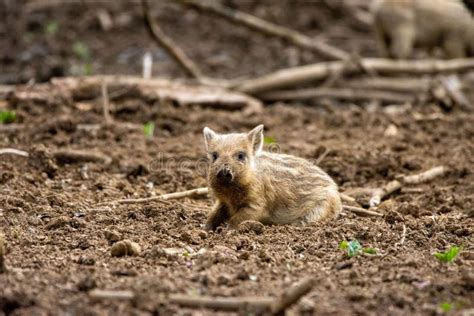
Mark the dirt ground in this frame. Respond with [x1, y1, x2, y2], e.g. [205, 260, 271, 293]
[1, 1, 473, 315]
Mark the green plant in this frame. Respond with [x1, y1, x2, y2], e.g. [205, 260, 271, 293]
[44, 21, 59, 36]
[73, 41, 91, 60]
[263, 136, 276, 145]
[143, 122, 155, 139]
[0, 110, 16, 124]
[339, 239, 377, 257]
[434, 246, 461, 263]
[439, 302, 453, 313]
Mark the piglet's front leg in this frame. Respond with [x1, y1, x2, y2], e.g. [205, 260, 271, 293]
[205, 202, 229, 231]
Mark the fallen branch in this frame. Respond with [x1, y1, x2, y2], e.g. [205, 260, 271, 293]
[101, 81, 113, 124]
[98, 187, 209, 205]
[344, 77, 431, 93]
[0, 148, 112, 165]
[342, 205, 383, 217]
[141, 0, 203, 80]
[169, 295, 274, 312]
[260, 87, 412, 104]
[178, 0, 349, 61]
[402, 166, 447, 185]
[0, 148, 29, 157]
[370, 166, 447, 207]
[89, 289, 135, 300]
[169, 277, 314, 313]
[53, 149, 112, 165]
[46, 75, 261, 112]
[271, 277, 315, 314]
[234, 58, 474, 94]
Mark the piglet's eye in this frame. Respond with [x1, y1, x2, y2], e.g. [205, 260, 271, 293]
[211, 152, 219, 162]
[237, 151, 246, 161]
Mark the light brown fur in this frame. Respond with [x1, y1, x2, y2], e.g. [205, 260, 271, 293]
[372, 0, 474, 59]
[203, 125, 341, 230]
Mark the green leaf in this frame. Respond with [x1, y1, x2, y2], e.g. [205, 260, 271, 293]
[362, 247, 377, 254]
[0, 110, 16, 124]
[45, 21, 59, 36]
[182, 251, 190, 257]
[434, 246, 461, 263]
[264, 136, 276, 145]
[143, 122, 155, 139]
[339, 240, 349, 250]
[347, 240, 362, 257]
[73, 41, 91, 60]
[439, 302, 453, 313]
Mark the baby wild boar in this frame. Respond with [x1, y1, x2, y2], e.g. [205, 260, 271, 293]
[203, 125, 342, 230]
[372, 0, 474, 59]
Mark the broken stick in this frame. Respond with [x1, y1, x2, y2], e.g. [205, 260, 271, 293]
[141, 0, 204, 80]
[179, 0, 349, 61]
[169, 295, 274, 312]
[259, 87, 412, 104]
[271, 277, 315, 314]
[0, 148, 29, 157]
[370, 166, 447, 207]
[234, 58, 474, 94]
[170, 277, 314, 313]
[342, 205, 383, 217]
[98, 187, 209, 205]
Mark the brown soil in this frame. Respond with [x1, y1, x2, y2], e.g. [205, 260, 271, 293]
[1, 1, 473, 315]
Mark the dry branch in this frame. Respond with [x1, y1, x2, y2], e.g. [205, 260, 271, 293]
[370, 166, 447, 207]
[99, 187, 209, 205]
[271, 277, 315, 314]
[169, 277, 314, 313]
[47, 76, 261, 112]
[141, 0, 203, 80]
[234, 58, 474, 94]
[89, 289, 135, 300]
[101, 81, 112, 124]
[0, 148, 29, 157]
[169, 295, 274, 312]
[260, 87, 412, 103]
[0, 148, 112, 165]
[345, 77, 431, 93]
[342, 205, 383, 217]
[53, 149, 112, 165]
[178, 0, 349, 61]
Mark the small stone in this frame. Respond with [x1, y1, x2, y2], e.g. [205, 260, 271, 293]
[110, 240, 141, 257]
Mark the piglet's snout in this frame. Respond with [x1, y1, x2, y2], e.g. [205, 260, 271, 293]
[217, 165, 233, 183]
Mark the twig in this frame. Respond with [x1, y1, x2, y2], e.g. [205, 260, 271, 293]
[0, 148, 29, 157]
[89, 289, 135, 300]
[370, 166, 447, 207]
[343, 205, 383, 217]
[141, 0, 204, 80]
[339, 193, 356, 204]
[234, 58, 474, 94]
[53, 149, 112, 165]
[169, 277, 314, 313]
[99, 187, 209, 205]
[48, 75, 258, 110]
[178, 0, 349, 61]
[143, 51, 153, 79]
[315, 147, 330, 165]
[402, 166, 447, 184]
[169, 295, 274, 312]
[345, 77, 431, 93]
[259, 87, 412, 104]
[101, 81, 112, 124]
[271, 277, 314, 314]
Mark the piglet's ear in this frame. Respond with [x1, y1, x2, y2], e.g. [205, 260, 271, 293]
[203, 127, 217, 150]
[247, 124, 264, 155]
